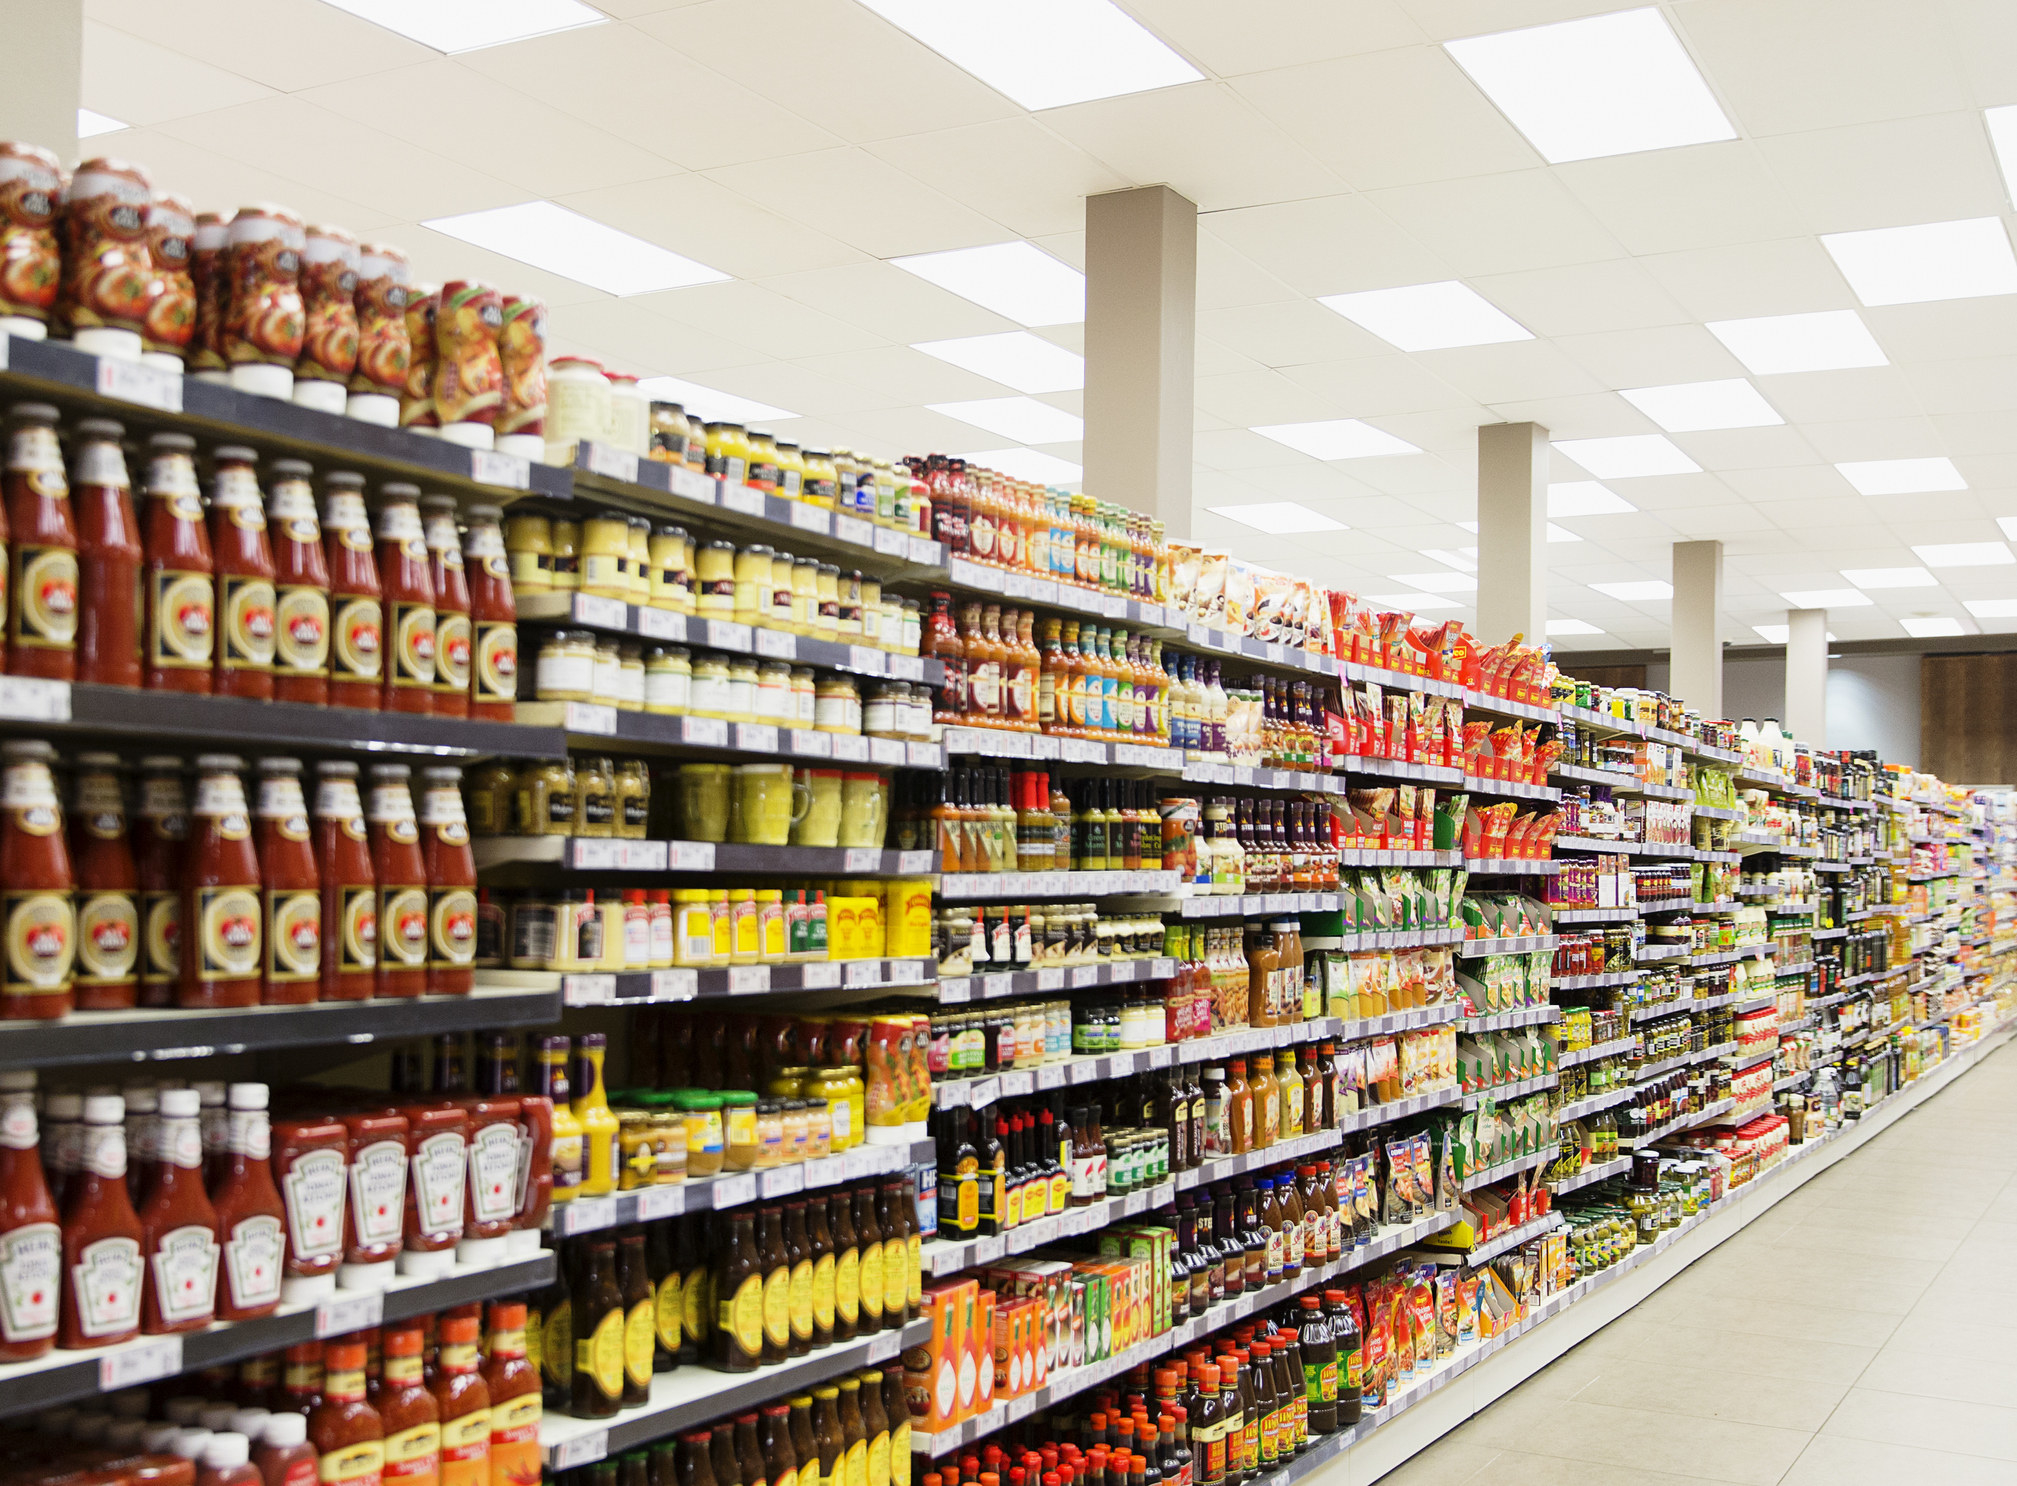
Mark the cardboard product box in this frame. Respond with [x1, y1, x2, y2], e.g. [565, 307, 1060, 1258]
[906, 1280, 976, 1432]
[1072, 1264, 1111, 1361]
[971, 1287, 996, 1414]
[1064, 1277, 1087, 1371]
[993, 1257, 1072, 1380]
[1098, 1226, 1173, 1338]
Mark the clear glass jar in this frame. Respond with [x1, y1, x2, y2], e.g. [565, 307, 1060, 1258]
[814, 676, 862, 735]
[645, 646, 691, 715]
[757, 661, 794, 724]
[690, 652, 734, 719]
[593, 640, 622, 703]
[734, 543, 773, 623]
[534, 629, 595, 701]
[814, 564, 841, 640]
[696, 539, 736, 617]
[837, 570, 863, 638]
[726, 657, 759, 721]
[791, 557, 820, 636]
[791, 668, 818, 730]
[860, 577, 882, 647]
[864, 684, 901, 738]
[901, 600, 921, 656]
[616, 643, 646, 711]
[650, 523, 693, 613]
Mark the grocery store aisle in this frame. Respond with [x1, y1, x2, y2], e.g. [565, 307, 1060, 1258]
[1376, 1035, 2017, 1485]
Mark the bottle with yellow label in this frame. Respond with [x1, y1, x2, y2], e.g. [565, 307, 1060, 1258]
[829, 1190, 860, 1344]
[836, 1377, 868, 1486]
[313, 1339, 387, 1486]
[378, 1322, 441, 1486]
[785, 1198, 815, 1358]
[713, 1208, 764, 1373]
[432, 1312, 491, 1486]
[536, 1036, 585, 1204]
[852, 1186, 884, 1335]
[570, 1033, 620, 1196]
[619, 1231, 656, 1406]
[483, 1301, 542, 1486]
[570, 1238, 625, 1418]
[857, 1370, 890, 1486]
[647, 1219, 682, 1372]
[759, 1202, 792, 1366]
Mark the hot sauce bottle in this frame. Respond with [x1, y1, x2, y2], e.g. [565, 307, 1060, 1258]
[421, 496, 470, 718]
[69, 750, 138, 1010]
[0, 738, 75, 1020]
[421, 765, 476, 996]
[433, 1312, 492, 1486]
[255, 758, 321, 1005]
[378, 485, 437, 714]
[142, 431, 216, 692]
[7, 401, 76, 678]
[322, 471, 382, 710]
[59, 1092, 144, 1350]
[266, 459, 330, 705]
[485, 1300, 541, 1486]
[182, 754, 262, 1009]
[139, 1086, 219, 1335]
[309, 1337, 384, 1486]
[461, 504, 516, 722]
[378, 1321, 441, 1486]
[0, 1069, 60, 1361]
[368, 763, 428, 998]
[313, 760, 375, 1002]
[210, 445, 278, 699]
[135, 753, 188, 1008]
[211, 1082, 284, 1322]
[72, 416, 142, 688]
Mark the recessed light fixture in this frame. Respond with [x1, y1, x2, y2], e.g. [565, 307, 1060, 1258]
[1207, 502, 1345, 535]
[1839, 566, 1937, 589]
[1752, 624, 1790, 644]
[1620, 378, 1783, 433]
[890, 241, 1084, 326]
[1251, 420, 1423, 460]
[319, 0, 604, 52]
[1704, 310, 1889, 376]
[1316, 281, 1532, 352]
[1780, 588, 1872, 608]
[1443, 7, 1735, 164]
[1553, 435, 1701, 479]
[1965, 598, 2017, 618]
[964, 447, 1083, 484]
[1367, 592, 1464, 612]
[1589, 579, 1674, 601]
[1902, 616, 1966, 637]
[855, 0, 1200, 110]
[1821, 217, 2017, 306]
[423, 201, 727, 296]
[77, 108, 128, 137]
[1418, 548, 1478, 572]
[1998, 516, 2017, 543]
[1988, 106, 2017, 209]
[1912, 541, 2013, 568]
[1836, 457, 1966, 495]
[1547, 524, 1582, 543]
[1547, 482, 1635, 517]
[926, 397, 1083, 444]
[634, 375, 796, 425]
[1545, 619, 1605, 637]
[1388, 571, 1479, 594]
[912, 332, 1083, 394]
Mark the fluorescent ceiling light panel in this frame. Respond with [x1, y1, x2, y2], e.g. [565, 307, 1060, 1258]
[1821, 217, 2017, 306]
[1780, 588, 1872, 608]
[424, 201, 726, 296]
[1752, 624, 1790, 644]
[1839, 566, 1936, 589]
[1547, 482, 1635, 517]
[1902, 616, 1966, 637]
[1912, 541, 2014, 568]
[1704, 310, 1888, 376]
[633, 376, 796, 425]
[912, 332, 1083, 394]
[1317, 281, 1532, 352]
[889, 242, 1084, 326]
[318, 0, 603, 52]
[1989, 106, 2017, 209]
[1208, 503, 1345, 535]
[1547, 524, 1582, 543]
[1620, 378, 1782, 433]
[1553, 435, 1700, 478]
[1546, 619, 1605, 637]
[77, 108, 127, 137]
[1998, 517, 2017, 543]
[1366, 592, 1464, 612]
[1419, 548, 1478, 572]
[1836, 457, 1966, 495]
[1964, 598, 2017, 618]
[965, 447, 1083, 484]
[1251, 419, 1422, 460]
[1589, 580, 1673, 601]
[1443, 7, 1734, 164]
[926, 397, 1082, 444]
[855, 0, 1200, 110]
[1388, 571, 1478, 594]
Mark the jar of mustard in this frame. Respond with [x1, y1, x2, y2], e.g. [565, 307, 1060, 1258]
[837, 570, 863, 639]
[726, 657, 759, 721]
[696, 539, 736, 617]
[728, 887, 760, 963]
[516, 759, 574, 836]
[791, 668, 817, 729]
[592, 640, 621, 703]
[860, 576, 882, 647]
[581, 510, 630, 598]
[753, 1098, 786, 1168]
[572, 755, 615, 838]
[617, 1111, 659, 1190]
[720, 1091, 760, 1170]
[901, 600, 921, 656]
[534, 629, 595, 701]
[873, 462, 899, 525]
[704, 421, 749, 485]
[504, 511, 554, 593]
[780, 1100, 808, 1163]
[650, 523, 693, 613]
[649, 400, 694, 465]
[864, 684, 902, 739]
[768, 550, 796, 631]
[791, 556, 819, 635]
[674, 1091, 725, 1177]
[617, 642, 646, 711]
[756, 889, 786, 959]
[465, 759, 516, 836]
[814, 675, 861, 735]
[776, 440, 806, 500]
[801, 449, 837, 508]
[800, 1097, 831, 1159]
[804, 1066, 858, 1152]
[689, 652, 733, 719]
[615, 758, 650, 839]
[626, 517, 652, 603]
[550, 517, 580, 591]
[746, 428, 781, 493]
[757, 661, 793, 724]
[645, 645, 692, 715]
[768, 1067, 809, 1100]
[649, 1109, 686, 1183]
[734, 543, 773, 623]
[673, 888, 718, 966]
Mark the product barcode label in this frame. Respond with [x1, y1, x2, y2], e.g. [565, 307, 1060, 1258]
[872, 525, 908, 555]
[471, 448, 531, 489]
[681, 716, 728, 747]
[889, 653, 924, 681]
[710, 1173, 757, 1209]
[667, 840, 715, 871]
[831, 734, 869, 761]
[563, 702, 618, 735]
[799, 961, 841, 988]
[868, 737, 906, 765]
[0, 676, 70, 722]
[705, 619, 752, 651]
[667, 466, 715, 503]
[571, 839, 617, 870]
[634, 1184, 684, 1220]
[551, 1432, 609, 1470]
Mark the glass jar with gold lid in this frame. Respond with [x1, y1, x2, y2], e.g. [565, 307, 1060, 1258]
[703, 421, 748, 484]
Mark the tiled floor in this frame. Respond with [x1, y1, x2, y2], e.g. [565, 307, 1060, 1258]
[1374, 1036, 2017, 1485]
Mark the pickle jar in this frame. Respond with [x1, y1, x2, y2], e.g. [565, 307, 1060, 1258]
[645, 646, 691, 715]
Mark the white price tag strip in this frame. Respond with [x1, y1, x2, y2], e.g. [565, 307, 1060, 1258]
[728, 964, 772, 994]
[736, 723, 779, 753]
[832, 735, 868, 761]
[96, 356, 183, 412]
[101, 1336, 183, 1390]
[800, 961, 841, 988]
[635, 1183, 685, 1220]
[722, 484, 765, 515]
[790, 503, 831, 535]
[585, 444, 639, 484]
[637, 608, 684, 641]
[844, 847, 883, 873]
[667, 840, 716, 871]
[0, 675, 70, 722]
[316, 1289, 385, 1337]
[756, 627, 797, 660]
[682, 717, 728, 746]
[712, 1173, 757, 1209]
[552, 1432, 609, 1470]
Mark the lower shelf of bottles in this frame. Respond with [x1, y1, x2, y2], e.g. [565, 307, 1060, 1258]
[1558, 1035, 1638, 1069]
[938, 870, 1183, 900]
[1459, 1211, 1566, 1265]
[553, 1140, 936, 1237]
[0, 1249, 553, 1420]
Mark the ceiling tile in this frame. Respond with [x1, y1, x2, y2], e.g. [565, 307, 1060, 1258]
[640, 281, 888, 361]
[1202, 195, 1450, 296]
[1469, 258, 1690, 339]
[1554, 324, 1746, 387]
[1193, 337, 1268, 379]
[1638, 237, 1859, 320]
[1195, 300, 1392, 367]
[1194, 233, 1301, 311]
[1931, 411, 2017, 456]
[1366, 170, 1627, 276]
[84, 124, 395, 234]
[1555, 141, 1807, 254]
[560, 173, 867, 281]
[1798, 413, 1947, 461]
[1277, 355, 1479, 418]
[545, 298, 756, 377]
[1864, 298, 2017, 365]
[868, 119, 1131, 239]
[83, 19, 277, 123]
[1483, 391, 1648, 438]
[1673, 426, 1821, 470]
[704, 147, 1014, 258]
[1396, 0, 1631, 41]
[85, 0, 433, 89]
[1193, 368, 1342, 426]
[1413, 340, 1607, 403]
[1134, 0, 1426, 76]
[1757, 367, 1921, 423]
[1753, 112, 2007, 235]
[1656, 503, 1783, 537]
[757, 261, 1014, 343]
[1720, 465, 1857, 502]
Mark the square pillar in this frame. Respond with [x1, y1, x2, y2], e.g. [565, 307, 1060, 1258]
[1670, 540, 1724, 719]
[1476, 422, 1547, 644]
[1785, 607, 1828, 746]
[1084, 185, 1197, 540]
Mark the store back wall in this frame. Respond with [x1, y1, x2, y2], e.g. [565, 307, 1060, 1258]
[1637, 654, 1922, 766]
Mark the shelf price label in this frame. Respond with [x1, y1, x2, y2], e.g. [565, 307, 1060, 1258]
[96, 356, 183, 412]
[722, 484, 766, 516]
[316, 1290, 384, 1338]
[790, 503, 832, 535]
[101, 1336, 183, 1390]
[636, 608, 685, 642]
[727, 964, 772, 994]
[551, 1433, 609, 1471]
[583, 444, 638, 485]
[834, 513, 875, 547]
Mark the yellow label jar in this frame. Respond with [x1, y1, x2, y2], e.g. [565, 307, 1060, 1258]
[814, 564, 840, 640]
[704, 421, 749, 485]
[696, 539, 736, 617]
[801, 449, 837, 508]
[726, 657, 760, 722]
[791, 668, 817, 730]
[616, 642, 646, 711]
[814, 676, 862, 736]
[503, 511, 554, 593]
[721, 1091, 760, 1171]
[859, 576, 882, 648]
[689, 652, 733, 719]
[837, 570, 863, 639]
[775, 440, 806, 501]
[757, 889, 787, 959]
[581, 510, 631, 598]
[644, 645, 691, 715]
[550, 517, 580, 591]
[675, 1091, 724, 1177]
[768, 550, 797, 632]
[534, 629, 596, 702]
[728, 888, 761, 964]
[673, 888, 719, 966]
[650, 523, 693, 613]
[626, 517, 652, 604]
[746, 429, 781, 493]
[756, 661, 794, 725]
[734, 543, 773, 624]
[791, 556, 820, 636]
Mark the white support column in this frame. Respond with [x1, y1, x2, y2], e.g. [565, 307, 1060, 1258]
[0, 1, 81, 160]
[1083, 185, 1197, 540]
[1475, 422, 1547, 644]
[1670, 540, 1724, 719]
[1785, 607, 1828, 746]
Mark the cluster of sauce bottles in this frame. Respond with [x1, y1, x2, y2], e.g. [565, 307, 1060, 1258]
[0, 405, 517, 717]
[919, 456, 1167, 603]
[923, 598, 1172, 746]
[0, 741, 479, 1020]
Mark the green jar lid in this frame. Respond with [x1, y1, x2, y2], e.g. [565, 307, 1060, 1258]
[670, 1090, 723, 1111]
[718, 1090, 759, 1108]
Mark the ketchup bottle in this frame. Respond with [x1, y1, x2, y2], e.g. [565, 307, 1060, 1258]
[139, 1086, 219, 1335]
[72, 416, 142, 688]
[368, 763, 428, 999]
[377, 485, 436, 715]
[420, 766, 476, 997]
[313, 760, 375, 1002]
[267, 458, 330, 706]
[421, 495, 469, 719]
[255, 758, 321, 1005]
[181, 754, 262, 1010]
[6, 401, 78, 680]
[210, 445, 278, 700]
[322, 471, 382, 710]
[141, 431, 216, 694]
[211, 1082, 284, 1322]
[0, 738, 75, 1020]
[461, 504, 515, 722]
[59, 1093, 144, 1350]
[71, 750, 140, 1010]
[135, 754, 189, 1009]
[0, 1070, 60, 1360]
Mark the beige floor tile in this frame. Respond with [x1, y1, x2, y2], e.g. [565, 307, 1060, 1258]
[1557, 1356, 1852, 1430]
[1451, 1447, 1727, 1485]
[1853, 1346, 2017, 1409]
[1821, 1387, 2017, 1461]
[1576, 1317, 1880, 1385]
[1365, 1438, 1501, 1485]
[1776, 1204, 1981, 1242]
[1779, 1432, 2017, 1485]
[1466, 1399, 1809, 1485]
[1878, 1311, 2011, 1364]
[1625, 1290, 1905, 1347]
[1764, 1221, 1965, 1263]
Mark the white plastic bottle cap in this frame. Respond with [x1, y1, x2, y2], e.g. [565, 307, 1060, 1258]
[229, 1408, 271, 1438]
[228, 1083, 270, 1110]
[161, 1087, 202, 1118]
[169, 1427, 212, 1461]
[163, 1397, 208, 1426]
[262, 1414, 308, 1449]
[83, 1094, 125, 1124]
[201, 1434, 251, 1470]
[198, 1403, 238, 1432]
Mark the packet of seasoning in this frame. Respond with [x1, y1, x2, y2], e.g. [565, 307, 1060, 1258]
[496, 294, 548, 458]
[400, 284, 439, 429]
[141, 192, 196, 364]
[60, 156, 156, 355]
[348, 241, 410, 423]
[1410, 1133, 1434, 1218]
[0, 141, 63, 335]
[294, 223, 359, 412]
[433, 280, 505, 443]
[188, 210, 229, 375]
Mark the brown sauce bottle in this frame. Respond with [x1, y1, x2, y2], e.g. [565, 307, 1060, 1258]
[757, 1203, 790, 1366]
[805, 1194, 836, 1351]
[713, 1208, 763, 1372]
[783, 1198, 814, 1358]
[829, 1191, 859, 1345]
[851, 1186, 884, 1334]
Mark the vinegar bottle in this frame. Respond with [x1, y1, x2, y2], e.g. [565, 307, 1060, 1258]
[377, 485, 437, 715]
[141, 431, 215, 694]
[368, 763, 429, 998]
[266, 458, 330, 705]
[71, 417, 141, 688]
[313, 760, 376, 1002]
[181, 754, 262, 1009]
[70, 750, 139, 1010]
[210, 445, 278, 700]
[322, 471, 382, 710]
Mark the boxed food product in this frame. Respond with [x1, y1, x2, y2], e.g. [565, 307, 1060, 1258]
[906, 1279, 976, 1430]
